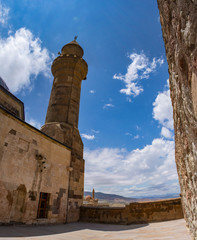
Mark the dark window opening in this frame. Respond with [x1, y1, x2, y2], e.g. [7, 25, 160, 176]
[37, 192, 50, 218]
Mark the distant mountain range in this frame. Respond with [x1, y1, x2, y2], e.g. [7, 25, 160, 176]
[84, 191, 136, 202]
[84, 191, 180, 202]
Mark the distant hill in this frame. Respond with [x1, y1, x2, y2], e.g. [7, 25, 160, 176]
[135, 193, 180, 200]
[84, 191, 136, 202]
[84, 191, 180, 203]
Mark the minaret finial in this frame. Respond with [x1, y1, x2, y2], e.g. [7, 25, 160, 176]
[74, 35, 78, 41]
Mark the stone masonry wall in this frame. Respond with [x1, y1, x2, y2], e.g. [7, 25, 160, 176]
[0, 86, 24, 120]
[0, 107, 71, 224]
[41, 42, 88, 223]
[80, 198, 183, 224]
[157, 1, 197, 238]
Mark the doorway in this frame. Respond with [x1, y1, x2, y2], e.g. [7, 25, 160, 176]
[37, 192, 50, 218]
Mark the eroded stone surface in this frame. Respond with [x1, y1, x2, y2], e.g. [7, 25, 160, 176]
[157, 0, 197, 238]
[0, 107, 71, 224]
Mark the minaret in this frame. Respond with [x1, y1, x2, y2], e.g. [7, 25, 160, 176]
[41, 38, 88, 222]
[92, 188, 95, 201]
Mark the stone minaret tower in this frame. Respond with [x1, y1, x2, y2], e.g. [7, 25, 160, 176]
[41, 38, 88, 222]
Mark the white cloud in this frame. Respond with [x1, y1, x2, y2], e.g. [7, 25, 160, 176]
[153, 89, 173, 130]
[91, 129, 99, 134]
[134, 134, 140, 139]
[81, 130, 99, 140]
[125, 132, 132, 136]
[103, 103, 114, 109]
[90, 90, 95, 94]
[125, 133, 140, 139]
[161, 127, 173, 139]
[84, 81, 177, 197]
[127, 97, 132, 102]
[0, 27, 51, 93]
[81, 134, 95, 140]
[84, 138, 178, 197]
[113, 52, 163, 97]
[0, 2, 9, 26]
[136, 125, 141, 130]
[26, 118, 42, 129]
[153, 81, 174, 140]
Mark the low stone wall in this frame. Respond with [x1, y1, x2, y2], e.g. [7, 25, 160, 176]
[80, 198, 183, 224]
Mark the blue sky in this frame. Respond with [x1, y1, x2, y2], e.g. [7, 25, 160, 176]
[0, 0, 180, 197]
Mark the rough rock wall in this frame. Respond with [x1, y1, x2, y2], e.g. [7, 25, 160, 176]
[157, 0, 197, 238]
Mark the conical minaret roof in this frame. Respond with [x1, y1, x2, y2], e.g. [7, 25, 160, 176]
[61, 38, 84, 57]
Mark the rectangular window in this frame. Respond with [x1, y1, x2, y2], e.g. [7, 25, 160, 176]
[37, 192, 50, 218]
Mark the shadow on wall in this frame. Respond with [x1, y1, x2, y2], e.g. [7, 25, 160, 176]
[0, 222, 148, 238]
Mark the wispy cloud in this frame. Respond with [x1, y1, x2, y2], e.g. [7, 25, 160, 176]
[133, 134, 140, 139]
[125, 132, 132, 137]
[81, 134, 95, 140]
[90, 90, 95, 94]
[26, 117, 42, 129]
[113, 52, 163, 98]
[91, 129, 99, 134]
[136, 125, 141, 130]
[103, 103, 115, 109]
[81, 129, 99, 141]
[0, 28, 51, 93]
[0, 2, 9, 26]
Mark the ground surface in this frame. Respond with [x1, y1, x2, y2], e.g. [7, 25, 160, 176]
[0, 219, 191, 240]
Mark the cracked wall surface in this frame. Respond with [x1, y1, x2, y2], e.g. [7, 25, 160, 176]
[157, 0, 197, 238]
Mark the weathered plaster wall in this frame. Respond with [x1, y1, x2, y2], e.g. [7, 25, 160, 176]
[157, 0, 197, 238]
[0, 107, 71, 224]
[80, 198, 183, 224]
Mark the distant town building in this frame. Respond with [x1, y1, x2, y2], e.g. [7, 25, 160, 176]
[84, 189, 98, 206]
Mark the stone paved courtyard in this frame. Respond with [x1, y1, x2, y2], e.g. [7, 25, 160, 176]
[0, 219, 191, 240]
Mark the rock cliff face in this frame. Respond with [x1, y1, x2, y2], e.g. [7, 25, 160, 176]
[157, 0, 197, 238]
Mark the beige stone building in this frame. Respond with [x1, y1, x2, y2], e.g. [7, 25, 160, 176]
[0, 39, 87, 224]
